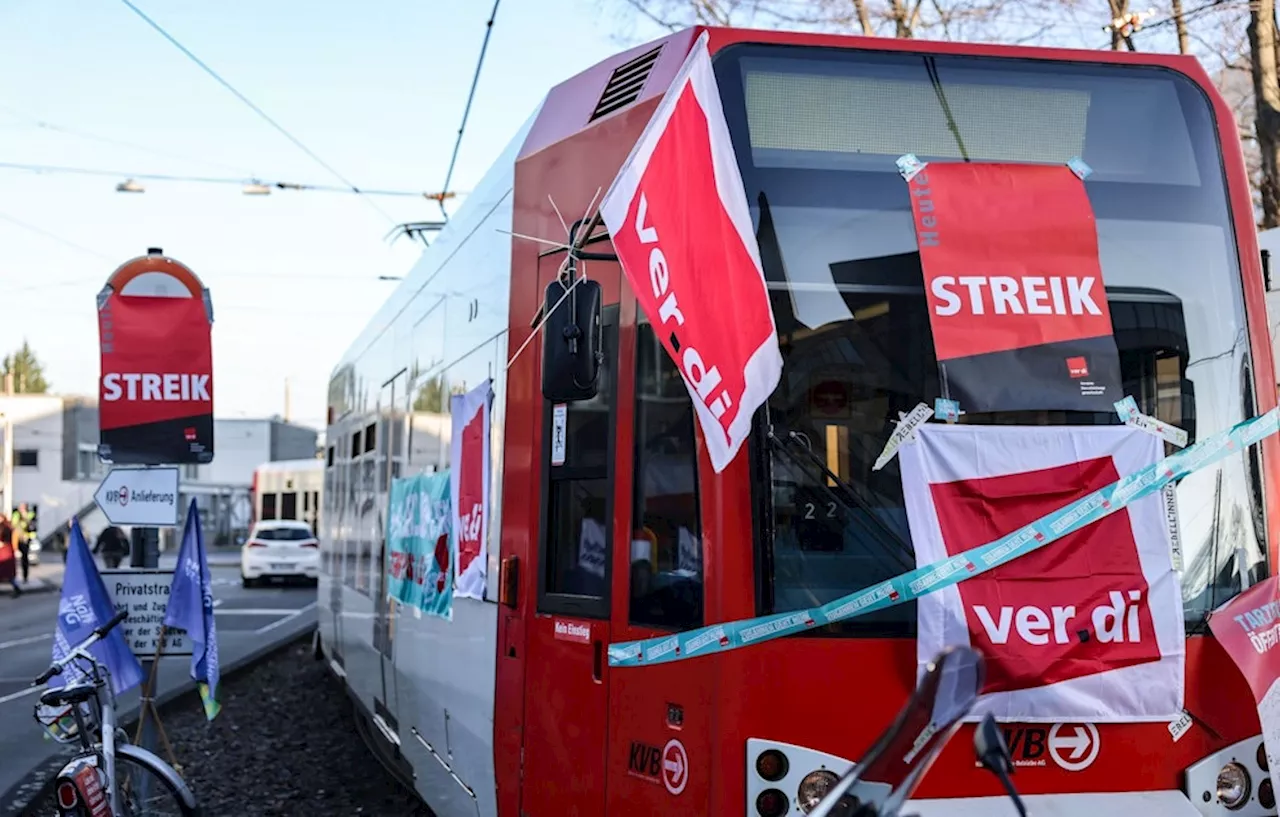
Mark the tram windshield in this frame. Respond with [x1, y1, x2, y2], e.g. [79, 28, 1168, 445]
[712, 45, 1266, 636]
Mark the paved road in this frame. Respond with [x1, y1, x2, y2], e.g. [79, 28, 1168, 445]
[0, 552, 317, 812]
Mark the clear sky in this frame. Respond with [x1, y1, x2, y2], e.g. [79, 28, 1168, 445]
[0, 0, 664, 429]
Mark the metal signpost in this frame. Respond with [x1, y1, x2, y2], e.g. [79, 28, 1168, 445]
[95, 248, 215, 786]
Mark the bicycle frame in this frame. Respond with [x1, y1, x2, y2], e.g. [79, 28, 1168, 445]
[57, 645, 124, 815]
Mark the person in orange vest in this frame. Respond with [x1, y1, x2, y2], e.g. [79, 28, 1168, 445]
[0, 514, 19, 597]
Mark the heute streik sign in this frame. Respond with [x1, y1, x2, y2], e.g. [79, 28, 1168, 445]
[98, 249, 215, 465]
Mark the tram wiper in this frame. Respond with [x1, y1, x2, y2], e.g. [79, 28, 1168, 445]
[767, 427, 916, 573]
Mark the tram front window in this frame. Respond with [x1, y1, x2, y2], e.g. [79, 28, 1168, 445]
[710, 45, 1266, 636]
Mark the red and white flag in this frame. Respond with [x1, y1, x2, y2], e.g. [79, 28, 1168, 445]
[601, 32, 782, 473]
[450, 379, 492, 601]
[899, 424, 1185, 721]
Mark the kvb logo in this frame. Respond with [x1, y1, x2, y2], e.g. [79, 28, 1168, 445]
[1048, 723, 1100, 771]
[930, 455, 1160, 692]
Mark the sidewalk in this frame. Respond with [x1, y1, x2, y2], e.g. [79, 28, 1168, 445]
[2, 549, 241, 596]
[2, 560, 64, 596]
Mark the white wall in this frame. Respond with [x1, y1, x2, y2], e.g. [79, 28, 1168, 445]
[0, 395, 95, 538]
[191, 419, 271, 487]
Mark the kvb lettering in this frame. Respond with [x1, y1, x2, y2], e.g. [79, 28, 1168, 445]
[628, 741, 663, 781]
[974, 590, 1145, 646]
[634, 194, 735, 429]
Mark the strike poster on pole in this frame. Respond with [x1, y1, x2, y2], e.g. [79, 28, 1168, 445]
[387, 472, 454, 620]
[1208, 576, 1280, 799]
[904, 161, 1123, 413]
[97, 251, 215, 465]
[899, 424, 1184, 722]
[450, 380, 492, 601]
[600, 30, 783, 474]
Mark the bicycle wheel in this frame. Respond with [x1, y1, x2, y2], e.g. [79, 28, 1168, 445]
[113, 743, 200, 817]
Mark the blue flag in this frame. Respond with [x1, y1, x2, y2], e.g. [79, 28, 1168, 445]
[49, 519, 144, 696]
[164, 499, 221, 720]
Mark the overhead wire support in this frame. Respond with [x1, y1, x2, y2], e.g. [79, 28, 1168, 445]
[0, 161, 455, 198]
[117, 0, 397, 225]
[438, 0, 503, 222]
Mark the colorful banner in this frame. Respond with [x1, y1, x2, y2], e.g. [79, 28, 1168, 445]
[387, 471, 453, 620]
[901, 425, 1183, 721]
[600, 31, 782, 473]
[903, 160, 1122, 413]
[450, 380, 492, 601]
[609, 407, 1280, 671]
[1209, 575, 1280, 799]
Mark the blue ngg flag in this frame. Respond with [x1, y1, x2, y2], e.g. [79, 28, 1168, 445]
[50, 519, 143, 696]
[164, 500, 221, 720]
[387, 471, 453, 620]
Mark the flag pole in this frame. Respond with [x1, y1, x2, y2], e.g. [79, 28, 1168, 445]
[133, 623, 181, 771]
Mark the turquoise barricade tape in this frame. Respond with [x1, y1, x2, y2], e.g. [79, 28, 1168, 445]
[607, 408, 1280, 667]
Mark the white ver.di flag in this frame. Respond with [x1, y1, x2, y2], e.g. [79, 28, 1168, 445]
[898, 424, 1185, 722]
[600, 31, 782, 473]
[450, 379, 492, 600]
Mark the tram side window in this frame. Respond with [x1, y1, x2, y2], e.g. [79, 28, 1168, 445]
[630, 319, 703, 631]
[540, 307, 619, 617]
[261, 494, 277, 521]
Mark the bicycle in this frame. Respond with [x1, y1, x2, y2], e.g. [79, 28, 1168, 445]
[31, 608, 200, 816]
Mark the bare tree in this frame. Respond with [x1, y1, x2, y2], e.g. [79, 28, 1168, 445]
[1251, 0, 1280, 228]
[1171, 0, 1189, 54]
[611, 0, 1043, 42]
[604, 0, 1272, 223]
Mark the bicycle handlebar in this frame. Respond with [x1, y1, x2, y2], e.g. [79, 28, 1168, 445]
[31, 609, 129, 686]
[95, 609, 128, 639]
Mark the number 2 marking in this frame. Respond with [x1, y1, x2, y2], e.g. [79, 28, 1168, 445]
[804, 502, 838, 519]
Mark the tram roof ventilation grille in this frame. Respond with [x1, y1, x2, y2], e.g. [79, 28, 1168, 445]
[589, 45, 664, 122]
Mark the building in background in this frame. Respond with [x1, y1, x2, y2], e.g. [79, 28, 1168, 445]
[0, 393, 318, 550]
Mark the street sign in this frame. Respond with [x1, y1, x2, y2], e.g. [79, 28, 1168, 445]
[101, 570, 191, 657]
[98, 248, 215, 465]
[94, 467, 180, 527]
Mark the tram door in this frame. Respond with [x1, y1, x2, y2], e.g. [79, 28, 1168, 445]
[521, 257, 623, 817]
[374, 372, 407, 734]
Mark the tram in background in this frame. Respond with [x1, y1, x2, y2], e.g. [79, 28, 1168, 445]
[319, 25, 1279, 817]
[251, 458, 323, 536]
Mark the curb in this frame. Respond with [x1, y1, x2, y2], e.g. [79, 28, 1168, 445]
[1, 620, 317, 816]
[1, 579, 60, 597]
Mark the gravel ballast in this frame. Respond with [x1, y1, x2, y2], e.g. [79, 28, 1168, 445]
[26, 636, 432, 816]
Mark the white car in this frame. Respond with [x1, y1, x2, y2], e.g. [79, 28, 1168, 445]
[240, 520, 320, 588]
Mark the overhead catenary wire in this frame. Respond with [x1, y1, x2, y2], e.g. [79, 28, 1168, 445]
[0, 161, 454, 199]
[116, 0, 399, 224]
[0, 104, 256, 177]
[439, 0, 503, 221]
[0, 211, 116, 263]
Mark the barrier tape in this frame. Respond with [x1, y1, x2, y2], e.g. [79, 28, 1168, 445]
[608, 408, 1280, 667]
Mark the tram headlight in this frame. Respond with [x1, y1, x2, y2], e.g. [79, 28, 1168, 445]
[797, 769, 839, 813]
[756, 749, 789, 782]
[1217, 762, 1251, 810]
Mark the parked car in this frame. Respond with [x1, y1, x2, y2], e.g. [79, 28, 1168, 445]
[240, 520, 319, 588]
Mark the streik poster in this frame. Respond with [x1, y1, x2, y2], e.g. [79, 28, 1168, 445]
[386, 471, 453, 620]
[905, 161, 1123, 413]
